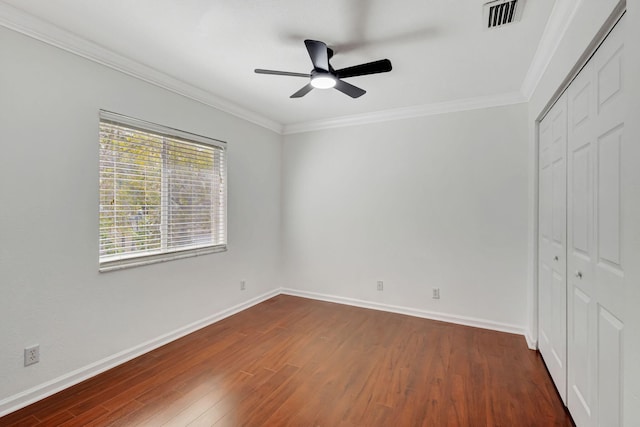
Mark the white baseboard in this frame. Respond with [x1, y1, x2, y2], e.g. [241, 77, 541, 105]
[280, 288, 527, 336]
[525, 332, 538, 350]
[0, 289, 280, 417]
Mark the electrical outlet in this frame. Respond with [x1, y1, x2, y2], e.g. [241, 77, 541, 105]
[240, 280, 246, 291]
[377, 281, 384, 291]
[24, 345, 39, 366]
[432, 288, 440, 299]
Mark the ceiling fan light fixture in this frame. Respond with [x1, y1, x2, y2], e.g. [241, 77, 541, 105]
[255, 39, 391, 98]
[310, 74, 336, 89]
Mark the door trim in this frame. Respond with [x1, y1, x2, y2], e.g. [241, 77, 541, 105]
[536, 2, 626, 124]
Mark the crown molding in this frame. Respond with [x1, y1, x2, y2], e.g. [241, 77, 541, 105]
[282, 91, 526, 135]
[0, 2, 283, 134]
[520, 0, 583, 100]
[1, 1, 579, 136]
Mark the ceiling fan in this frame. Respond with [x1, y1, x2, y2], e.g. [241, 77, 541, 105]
[255, 39, 392, 99]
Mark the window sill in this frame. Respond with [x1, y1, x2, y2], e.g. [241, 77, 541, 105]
[99, 245, 227, 272]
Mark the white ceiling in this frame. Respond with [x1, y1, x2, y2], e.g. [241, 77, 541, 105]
[1, 0, 557, 130]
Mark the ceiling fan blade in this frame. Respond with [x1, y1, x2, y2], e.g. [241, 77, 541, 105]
[255, 69, 311, 78]
[335, 59, 392, 79]
[290, 83, 314, 98]
[334, 80, 366, 98]
[304, 39, 329, 71]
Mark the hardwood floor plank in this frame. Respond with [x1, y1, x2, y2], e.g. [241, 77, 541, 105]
[34, 410, 75, 426]
[1, 295, 574, 426]
[5, 356, 154, 424]
[238, 365, 303, 426]
[194, 364, 299, 426]
[84, 400, 143, 427]
[161, 369, 267, 426]
[57, 406, 109, 427]
[66, 330, 242, 416]
[0, 414, 40, 427]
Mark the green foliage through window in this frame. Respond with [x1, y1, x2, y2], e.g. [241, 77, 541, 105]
[99, 113, 226, 268]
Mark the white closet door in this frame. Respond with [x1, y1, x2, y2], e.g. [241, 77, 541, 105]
[538, 92, 568, 403]
[566, 39, 597, 427]
[567, 16, 625, 427]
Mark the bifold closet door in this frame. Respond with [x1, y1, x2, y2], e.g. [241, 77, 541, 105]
[566, 16, 625, 427]
[538, 92, 568, 403]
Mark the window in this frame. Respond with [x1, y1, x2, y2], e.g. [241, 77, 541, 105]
[98, 111, 226, 271]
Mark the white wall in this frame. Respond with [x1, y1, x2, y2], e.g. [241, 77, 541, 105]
[0, 27, 282, 411]
[282, 104, 530, 330]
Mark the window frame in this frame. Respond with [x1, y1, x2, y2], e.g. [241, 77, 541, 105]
[98, 110, 227, 272]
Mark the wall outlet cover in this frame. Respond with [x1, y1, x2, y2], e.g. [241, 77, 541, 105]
[24, 345, 40, 366]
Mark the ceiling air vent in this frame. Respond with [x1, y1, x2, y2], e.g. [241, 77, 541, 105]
[483, 0, 525, 29]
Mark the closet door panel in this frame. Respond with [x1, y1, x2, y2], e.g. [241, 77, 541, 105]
[597, 306, 623, 427]
[566, 15, 625, 427]
[571, 146, 590, 255]
[539, 119, 553, 351]
[592, 18, 625, 426]
[538, 93, 567, 403]
[572, 286, 591, 403]
[567, 59, 596, 426]
[596, 129, 623, 270]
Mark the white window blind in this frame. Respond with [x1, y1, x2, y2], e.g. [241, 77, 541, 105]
[99, 111, 226, 271]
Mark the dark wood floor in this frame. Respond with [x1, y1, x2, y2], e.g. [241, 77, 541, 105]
[1, 295, 573, 426]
